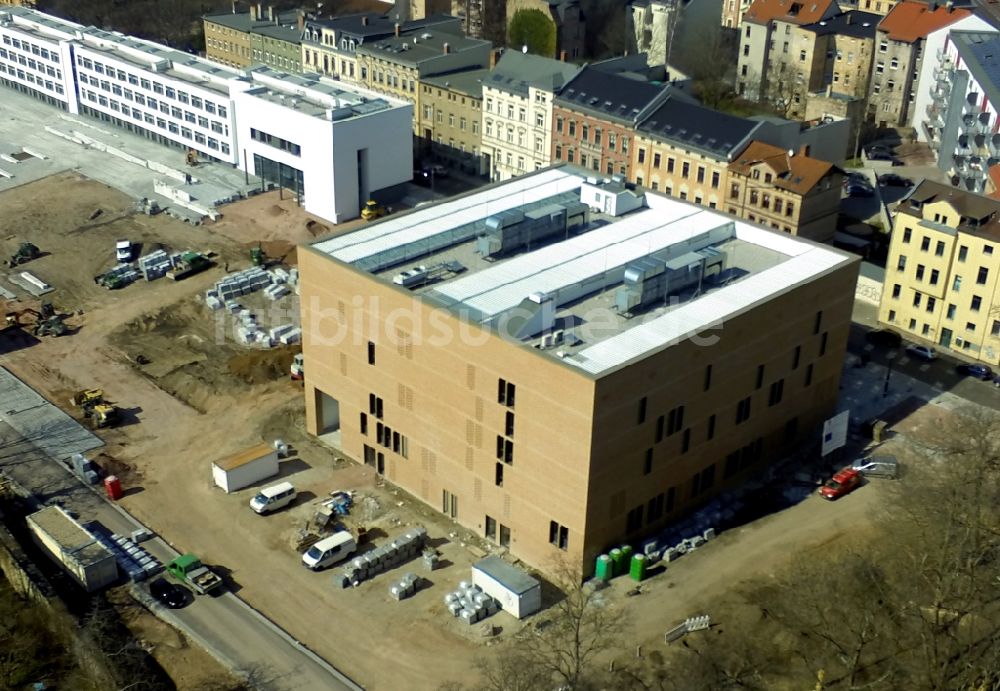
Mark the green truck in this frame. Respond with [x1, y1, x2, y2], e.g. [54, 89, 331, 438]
[167, 252, 212, 281]
[166, 553, 223, 595]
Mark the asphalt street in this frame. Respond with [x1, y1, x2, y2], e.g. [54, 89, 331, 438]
[0, 369, 358, 691]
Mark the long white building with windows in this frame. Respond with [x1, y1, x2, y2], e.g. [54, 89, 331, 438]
[0, 6, 412, 223]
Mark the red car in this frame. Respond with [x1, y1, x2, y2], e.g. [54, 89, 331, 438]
[819, 468, 862, 500]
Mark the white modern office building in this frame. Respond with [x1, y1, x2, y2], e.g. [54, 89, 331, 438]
[0, 6, 413, 223]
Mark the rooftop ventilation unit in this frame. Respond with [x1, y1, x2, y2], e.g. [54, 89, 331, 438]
[477, 202, 588, 259]
[615, 247, 727, 317]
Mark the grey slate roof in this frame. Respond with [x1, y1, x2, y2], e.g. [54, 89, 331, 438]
[485, 51, 581, 96]
[358, 30, 489, 66]
[555, 65, 667, 123]
[423, 67, 490, 97]
[951, 30, 1000, 111]
[637, 98, 761, 159]
[304, 12, 460, 41]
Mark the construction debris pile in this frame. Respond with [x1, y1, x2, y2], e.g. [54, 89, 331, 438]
[335, 526, 428, 588]
[85, 521, 163, 583]
[444, 581, 499, 624]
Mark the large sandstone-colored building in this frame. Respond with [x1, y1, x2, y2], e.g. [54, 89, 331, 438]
[298, 165, 859, 577]
[203, 5, 304, 72]
[879, 181, 1000, 363]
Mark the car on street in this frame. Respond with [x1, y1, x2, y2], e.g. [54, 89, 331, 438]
[412, 169, 432, 186]
[905, 344, 937, 361]
[867, 150, 901, 165]
[844, 172, 872, 188]
[149, 577, 187, 609]
[851, 455, 899, 479]
[956, 363, 993, 380]
[847, 184, 874, 197]
[878, 173, 912, 187]
[865, 329, 902, 348]
[820, 468, 863, 500]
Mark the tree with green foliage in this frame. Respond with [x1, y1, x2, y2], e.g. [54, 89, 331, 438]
[508, 9, 557, 58]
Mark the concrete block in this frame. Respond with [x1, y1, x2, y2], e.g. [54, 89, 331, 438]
[703, 528, 716, 541]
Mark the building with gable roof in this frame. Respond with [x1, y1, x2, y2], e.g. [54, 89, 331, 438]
[550, 65, 680, 179]
[879, 180, 1000, 361]
[867, 0, 972, 128]
[481, 50, 581, 180]
[737, 0, 841, 101]
[203, 4, 305, 72]
[727, 140, 843, 241]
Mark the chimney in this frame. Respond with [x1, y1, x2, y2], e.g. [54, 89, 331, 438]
[267, 5, 274, 21]
[826, 83, 832, 97]
[250, 4, 258, 20]
[231, 0, 237, 14]
[395, 22, 400, 37]
[443, 42, 451, 54]
[946, 0, 954, 10]
[560, 50, 567, 61]
[362, 15, 368, 26]
[846, 12, 852, 24]
[798, 144, 810, 157]
[489, 47, 502, 68]
[297, 10, 305, 31]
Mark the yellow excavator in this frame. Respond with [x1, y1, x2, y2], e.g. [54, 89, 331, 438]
[69, 389, 120, 429]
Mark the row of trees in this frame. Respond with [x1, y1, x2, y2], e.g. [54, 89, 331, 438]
[442, 406, 1000, 691]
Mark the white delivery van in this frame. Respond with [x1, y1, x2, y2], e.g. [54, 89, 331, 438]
[302, 532, 357, 570]
[249, 481, 297, 514]
[115, 240, 133, 263]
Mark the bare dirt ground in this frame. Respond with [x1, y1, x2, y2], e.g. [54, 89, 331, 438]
[1, 172, 945, 690]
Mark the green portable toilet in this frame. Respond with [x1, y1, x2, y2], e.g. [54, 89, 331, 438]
[620, 544, 633, 573]
[609, 548, 624, 576]
[629, 553, 647, 582]
[595, 554, 613, 581]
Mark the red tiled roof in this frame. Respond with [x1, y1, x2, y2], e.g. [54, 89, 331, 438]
[729, 140, 837, 195]
[878, 1, 971, 43]
[743, 0, 836, 25]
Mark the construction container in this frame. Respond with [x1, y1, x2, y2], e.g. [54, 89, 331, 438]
[104, 475, 123, 500]
[595, 554, 612, 581]
[27, 506, 117, 592]
[609, 548, 624, 576]
[471, 555, 541, 619]
[629, 553, 647, 582]
[212, 443, 280, 493]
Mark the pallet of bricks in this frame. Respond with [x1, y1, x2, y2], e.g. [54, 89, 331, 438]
[335, 526, 428, 588]
[85, 521, 162, 582]
[138, 249, 172, 281]
[205, 267, 272, 310]
[443, 581, 499, 625]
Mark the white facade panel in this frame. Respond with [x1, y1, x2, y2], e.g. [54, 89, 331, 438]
[0, 13, 76, 109]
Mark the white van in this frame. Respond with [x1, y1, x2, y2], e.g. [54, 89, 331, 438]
[302, 532, 357, 570]
[250, 482, 297, 515]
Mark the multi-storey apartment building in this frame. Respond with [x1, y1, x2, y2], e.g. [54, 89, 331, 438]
[481, 51, 580, 180]
[203, 5, 303, 73]
[628, 0, 677, 62]
[356, 28, 491, 133]
[737, 0, 839, 101]
[879, 180, 1000, 362]
[300, 14, 462, 82]
[866, 1, 971, 128]
[550, 66, 672, 178]
[299, 165, 859, 578]
[419, 67, 489, 174]
[922, 30, 1000, 194]
[631, 98, 760, 207]
[910, 12, 994, 141]
[726, 141, 843, 241]
[0, 6, 413, 224]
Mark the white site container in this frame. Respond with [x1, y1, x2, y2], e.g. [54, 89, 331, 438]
[470, 555, 541, 619]
[212, 443, 280, 493]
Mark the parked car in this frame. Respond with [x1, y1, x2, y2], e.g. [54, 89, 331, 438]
[115, 239, 133, 263]
[878, 173, 912, 187]
[867, 151, 901, 166]
[820, 468, 863, 500]
[851, 455, 899, 479]
[905, 344, 937, 361]
[865, 329, 902, 348]
[844, 172, 872, 187]
[866, 144, 894, 156]
[412, 169, 432, 186]
[429, 164, 449, 178]
[956, 363, 993, 380]
[149, 577, 187, 608]
[847, 184, 874, 197]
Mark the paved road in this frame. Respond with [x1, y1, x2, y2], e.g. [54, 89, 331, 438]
[0, 371, 358, 691]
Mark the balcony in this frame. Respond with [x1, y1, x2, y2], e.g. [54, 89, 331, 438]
[936, 48, 954, 65]
[962, 113, 977, 133]
[991, 133, 1000, 155]
[932, 81, 951, 100]
[935, 64, 954, 81]
[956, 134, 972, 156]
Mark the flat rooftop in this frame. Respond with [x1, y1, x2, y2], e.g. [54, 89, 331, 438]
[245, 67, 399, 119]
[28, 506, 112, 565]
[312, 167, 854, 376]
